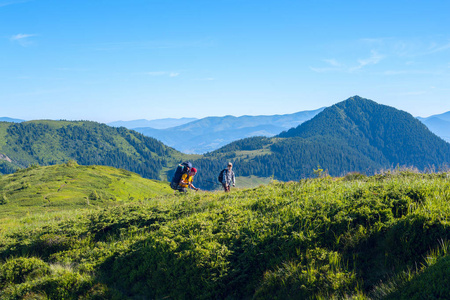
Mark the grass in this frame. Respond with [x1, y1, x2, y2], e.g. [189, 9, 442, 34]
[235, 175, 273, 189]
[2, 167, 450, 299]
[235, 148, 272, 160]
[0, 162, 172, 224]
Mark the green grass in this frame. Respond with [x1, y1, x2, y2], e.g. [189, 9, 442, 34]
[235, 175, 273, 188]
[0, 162, 172, 224]
[235, 148, 272, 160]
[2, 168, 450, 299]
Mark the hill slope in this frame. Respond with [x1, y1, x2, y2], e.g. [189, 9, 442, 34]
[134, 108, 325, 153]
[193, 96, 450, 190]
[0, 120, 194, 180]
[0, 162, 172, 221]
[2, 171, 450, 299]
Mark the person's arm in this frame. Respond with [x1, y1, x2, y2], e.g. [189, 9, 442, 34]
[188, 178, 199, 191]
[189, 183, 199, 191]
[179, 174, 188, 185]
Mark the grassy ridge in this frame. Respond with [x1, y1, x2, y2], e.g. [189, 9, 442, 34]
[2, 168, 450, 298]
[0, 162, 172, 224]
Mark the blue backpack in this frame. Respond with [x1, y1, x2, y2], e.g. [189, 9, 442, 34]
[218, 169, 226, 183]
[170, 161, 192, 189]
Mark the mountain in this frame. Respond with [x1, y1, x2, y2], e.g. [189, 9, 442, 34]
[134, 108, 325, 154]
[107, 117, 198, 129]
[0, 120, 194, 179]
[424, 111, 450, 122]
[417, 112, 450, 142]
[0, 117, 25, 123]
[193, 96, 450, 190]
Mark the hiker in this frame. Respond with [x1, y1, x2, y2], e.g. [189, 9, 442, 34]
[220, 162, 235, 192]
[178, 167, 199, 193]
[170, 161, 192, 190]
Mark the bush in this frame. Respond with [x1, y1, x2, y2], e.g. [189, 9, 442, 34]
[0, 257, 50, 287]
[254, 249, 358, 299]
[0, 193, 7, 205]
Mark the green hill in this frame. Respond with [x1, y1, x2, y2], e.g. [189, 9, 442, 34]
[2, 169, 450, 299]
[0, 162, 173, 223]
[194, 96, 450, 190]
[0, 120, 198, 180]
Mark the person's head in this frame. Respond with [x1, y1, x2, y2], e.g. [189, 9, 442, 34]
[227, 162, 232, 170]
[189, 167, 197, 176]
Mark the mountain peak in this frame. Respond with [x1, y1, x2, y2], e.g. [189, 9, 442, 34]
[277, 96, 450, 170]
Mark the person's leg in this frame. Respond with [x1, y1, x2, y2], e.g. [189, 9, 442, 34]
[222, 183, 228, 192]
[177, 186, 187, 193]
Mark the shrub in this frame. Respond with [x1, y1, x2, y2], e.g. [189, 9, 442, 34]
[0, 257, 50, 287]
[89, 190, 100, 201]
[254, 249, 358, 299]
[344, 172, 367, 181]
[0, 193, 7, 205]
[32, 234, 74, 258]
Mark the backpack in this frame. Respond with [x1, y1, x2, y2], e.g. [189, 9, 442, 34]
[170, 161, 192, 190]
[218, 169, 226, 183]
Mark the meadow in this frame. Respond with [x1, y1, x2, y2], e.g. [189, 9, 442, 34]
[1, 165, 450, 299]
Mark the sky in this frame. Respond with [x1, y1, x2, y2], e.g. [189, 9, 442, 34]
[1, 0, 450, 123]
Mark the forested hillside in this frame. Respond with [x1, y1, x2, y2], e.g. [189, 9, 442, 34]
[193, 96, 450, 190]
[0, 120, 192, 180]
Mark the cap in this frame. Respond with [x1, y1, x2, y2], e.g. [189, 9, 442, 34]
[190, 167, 197, 173]
[227, 162, 232, 166]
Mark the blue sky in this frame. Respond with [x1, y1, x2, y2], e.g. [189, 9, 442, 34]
[1, 0, 449, 122]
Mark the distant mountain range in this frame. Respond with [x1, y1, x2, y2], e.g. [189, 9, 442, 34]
[193, 96, 450, 190]
[132, 108, 325, 154]
[0, 117, 25, 123]
[108, 118, 198, 129]
[417, 112, 450, 142]
[1, 97, 450, 191]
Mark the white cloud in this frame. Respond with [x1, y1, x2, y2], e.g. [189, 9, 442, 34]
[323, 59, 341, 67]
[351, 50, 384, 71]
[383, 70, 438, 76]
[10, 33, 36, 46]
[309, 67, 339, 73]
[0, 0, 30, 7]
[195, 77, 215, 81]
[311, 50, 383, 73]
[145, 71, 180, 77]
[395, 91, 427, 96]
[427, 41, 450, 54]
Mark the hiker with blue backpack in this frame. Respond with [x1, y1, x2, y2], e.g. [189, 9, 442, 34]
[219, 162, 235, 192]
[178, 167, 199, 193]
[170, 161, 199, 193]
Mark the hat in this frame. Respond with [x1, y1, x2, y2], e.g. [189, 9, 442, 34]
[190, 167, 197, 173]
[227, 162, 233, 166]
